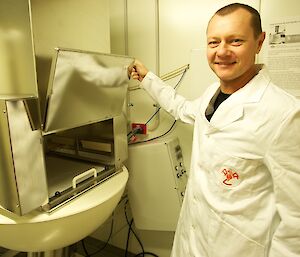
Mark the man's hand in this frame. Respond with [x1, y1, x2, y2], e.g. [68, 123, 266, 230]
[128, 59, 149, 82]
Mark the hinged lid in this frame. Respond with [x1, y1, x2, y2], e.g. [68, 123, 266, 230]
[43, 48, 133, 134]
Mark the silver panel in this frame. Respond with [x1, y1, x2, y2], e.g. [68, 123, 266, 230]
[6, 99, 48, 215]
[0, 0, 38, 96]
[0, 100, 19, 212]
[43, 48, 133, 134]
[113, 114, 128, 169]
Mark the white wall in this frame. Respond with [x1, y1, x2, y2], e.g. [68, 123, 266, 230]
[0, 0, 38, 96]
[31, 0, 110, 57]
[31, 0, 110, 117]
[109, 0, 126, 55]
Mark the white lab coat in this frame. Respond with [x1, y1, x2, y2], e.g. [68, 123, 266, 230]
[141, 65, 300, 257]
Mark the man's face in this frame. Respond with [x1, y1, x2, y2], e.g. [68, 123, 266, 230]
[206, 8, 264, 92]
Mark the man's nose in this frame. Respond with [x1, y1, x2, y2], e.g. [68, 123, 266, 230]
[216, 42, 230, 56]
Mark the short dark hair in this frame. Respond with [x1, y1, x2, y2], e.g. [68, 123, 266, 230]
[210, 3, 262, 38]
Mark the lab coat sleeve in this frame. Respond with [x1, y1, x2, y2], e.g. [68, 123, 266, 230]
[265, 108, 300, 257]
[141, 71, 200, 124]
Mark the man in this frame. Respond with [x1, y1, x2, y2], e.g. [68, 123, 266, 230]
[128, 3, 300, 257]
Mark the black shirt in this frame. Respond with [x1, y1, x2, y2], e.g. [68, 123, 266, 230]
[206, 91, 231, 121]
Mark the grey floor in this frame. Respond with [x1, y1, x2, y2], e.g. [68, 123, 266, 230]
[0, 237, 135, 257]
[75, 237, 135, 257]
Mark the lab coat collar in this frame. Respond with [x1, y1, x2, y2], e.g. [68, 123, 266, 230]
[201, 64, 271, 133]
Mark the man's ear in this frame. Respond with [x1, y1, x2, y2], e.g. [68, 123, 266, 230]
[256, 32, 266, 54]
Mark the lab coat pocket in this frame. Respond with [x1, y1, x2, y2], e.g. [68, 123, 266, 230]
[204, 146, 267, 199]
[210, 211, 266, 257]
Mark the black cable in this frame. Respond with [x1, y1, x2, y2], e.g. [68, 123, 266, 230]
[81, 211, 115, 257]
[145, 106, 161, 125]
[119, 194, 129, 204]
[80, 196, 130, 257]
[173, 65, 189, 90]
[128, 65, 189, 142]
[81, 239, 90, 257]
[124, 200, 145, 255]
[129, 120, 177, 145]
[135, 252, 159, 257]
[124, 200, 159, 257]
[85, 196, 129, 256]
[127, 127, 143, 143]
[145, 65, 188, 126]
[125, 218, 134, 257]
[127, 127, 143, 136]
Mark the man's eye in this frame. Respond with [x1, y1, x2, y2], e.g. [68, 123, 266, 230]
[208, 41, 219, 48]
[231, 39, 243, 46]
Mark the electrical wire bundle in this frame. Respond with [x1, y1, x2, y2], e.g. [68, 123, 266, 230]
[124, 199, 159, 257]
[81, 213, 114, 257]
[80, 196, 159, 257]
[128, 64, 189, 144]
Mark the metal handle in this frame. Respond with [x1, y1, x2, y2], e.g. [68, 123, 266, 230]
[72, 168, 97, 189]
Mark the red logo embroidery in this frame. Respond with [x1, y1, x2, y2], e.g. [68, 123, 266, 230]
[220, 168, 240, 187]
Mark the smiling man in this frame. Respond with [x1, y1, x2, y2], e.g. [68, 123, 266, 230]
[206, 6, 265, 94]
[128, 3, 300, 257]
